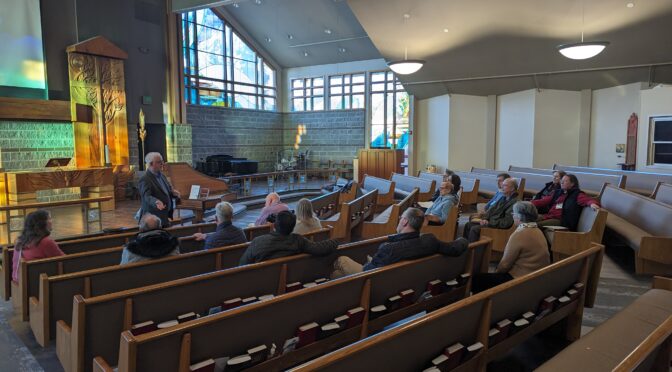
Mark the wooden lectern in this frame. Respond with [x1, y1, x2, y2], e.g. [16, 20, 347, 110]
[357, 148, 404, 181]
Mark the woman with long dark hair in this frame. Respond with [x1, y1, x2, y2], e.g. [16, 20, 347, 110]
[12, 210, 64, 282]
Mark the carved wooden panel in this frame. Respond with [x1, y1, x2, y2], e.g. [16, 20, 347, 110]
[5, 168, 113, 194]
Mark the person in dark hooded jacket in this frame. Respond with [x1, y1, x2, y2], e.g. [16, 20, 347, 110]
[120, 214, 180, 264]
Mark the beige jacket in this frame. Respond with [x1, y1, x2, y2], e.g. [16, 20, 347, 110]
[496, 224, 550, 278]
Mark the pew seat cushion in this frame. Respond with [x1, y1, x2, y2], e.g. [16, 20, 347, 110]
[537, 289, 672, 371]
[372, 206, 394, 224]
[605, 213, 651, 250]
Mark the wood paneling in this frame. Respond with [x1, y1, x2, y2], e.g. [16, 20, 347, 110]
[357, 149, 404, 180]
[0, 97, 70, 121]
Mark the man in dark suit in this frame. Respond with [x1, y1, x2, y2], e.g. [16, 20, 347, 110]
[138, 152, 181, 227]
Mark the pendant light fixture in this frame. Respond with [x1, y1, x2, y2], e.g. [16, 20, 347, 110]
[388, 14, 425, 75]
[557, 0, 609, 60]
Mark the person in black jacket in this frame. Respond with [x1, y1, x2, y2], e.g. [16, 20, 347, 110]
[239, 211, 338, 265]
[137, 152, 181, 227]
[331, 208, 469, 278]
[193, 201, 247, 249]
[120, 214, 180, 264]
[532, 171, 566, 212]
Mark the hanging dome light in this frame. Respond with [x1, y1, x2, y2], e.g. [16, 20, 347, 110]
[557, 41, 609, 60]
[388, 59, 425, 75]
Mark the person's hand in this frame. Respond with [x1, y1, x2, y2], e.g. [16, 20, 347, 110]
[173, 190, 181, 198]
[590, 203, 599, 211]
[193, 232, 206, 241]
[479, 219, 489, 226]
[156, 200, 166, 210]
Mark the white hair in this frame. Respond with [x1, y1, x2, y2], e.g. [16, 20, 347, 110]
[145, 152, 163, 165]
[215, 202, 234, 223]
[139, 213, 162, 232]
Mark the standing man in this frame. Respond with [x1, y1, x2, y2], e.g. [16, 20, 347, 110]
[138, 152, 181, 227]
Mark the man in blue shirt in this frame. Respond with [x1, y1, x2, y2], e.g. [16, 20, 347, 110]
[483, 173, 511, 212]
[425, 177, 460, 225]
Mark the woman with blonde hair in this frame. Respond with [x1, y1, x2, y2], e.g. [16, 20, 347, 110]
[292, 198, 322, 234]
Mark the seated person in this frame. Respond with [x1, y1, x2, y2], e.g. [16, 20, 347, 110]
[532, 170, 566, 206]
[12, 210, 64, 282]
[293, 198, 323, 234]
[478, 173, 510, 213]
[463, 178, 519, 242]
[193, 202, 247, 249]
[425, 175, 461, 225]
[120, 214, 180, 265]
[532, 174, 599, 230]
[430, 169, 455, 201]
[239, 211, 338, 265]
[255, 192, 290, 226]
[471, 202, 550, 293]
[331, 208, 469, 278]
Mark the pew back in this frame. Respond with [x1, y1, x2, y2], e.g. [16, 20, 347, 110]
[361, 189, 417, 239]
[555, 164, 672, 195]
[600, 184, 672, 237]
[390, 173, 435, 201]
[310, 190, 341, 220]
[321, 189, 377, 240]
[651, 182, 672, 206]
[361, 175, 395, 207]
[507, 165, 554, 175]
[417, 172, 480, 205]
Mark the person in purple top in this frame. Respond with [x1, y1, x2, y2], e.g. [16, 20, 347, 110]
[255, 192, 290, 226]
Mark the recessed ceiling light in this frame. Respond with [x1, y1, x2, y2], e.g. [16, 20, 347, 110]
[403, 13, 411, 19]
[443, 28, 449, 33]
[338, 47, 346, 53]
[303, 51, 309, 57]
[626, 2, 634, 8]
[324, 28, 332, 35]
[287, 34, 294, 40]
[254, 0, 262, 4]
[265, 36, 271, 42]
[232, 2, 239, 7]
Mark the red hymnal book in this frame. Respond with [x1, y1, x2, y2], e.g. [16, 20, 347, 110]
[296, 322, 319, 348]
[522, 311, 535, 323]
[488, 328, 503, 346]
[369, 305, 387, 320]
[445, 279, 459, 292]
[427, 279, 445, 296]
[286, 282, 302, 292]
[496, 319, 512, 338]
[222, 297, 242, 310]
[226, 354, 252, 372]
[556, 296, 571, 308]
[442, 343, 465, 370]
[399, 289, 415, 307]
[430, 354, 449, 370]
[130, 320, 157, 336]
[511, 318, 530, 334]
[314, 278, 328, 285]
[346, 307, 365, 328]
[573, 282, 585, 295]
[423, 367, 441, 372]
[536, 296, 557, 320]
[189, 358, 215, 372]
[457, 273, 471, 286]
[178, 312, 197, 323]
[385, 295, 401, 312]
[464, 342, 484, 361]
[334, 314, 350, 328]
[247, 344, 268, 366]
[319, 322, 341, 339]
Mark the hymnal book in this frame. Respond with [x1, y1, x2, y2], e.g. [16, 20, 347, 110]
[334, 314, 350, 328]
[247, 344, 268, 365]
[189, 185, 201, 200]
[369, 305, 388, 320]
[443, 343, 465, 371]
[488, 328, 503, 346]
[282, 337, 299, 355]
[573, 282, 585, 294]
[522, 311, 536, 323]
[464, 342, 484, 361]
[496, 319, 512, 338]
[296, 322, 319, 348]
[427, 279, 445, 296]
[222, 297, 242, 310]
[157, 320, 179, 329]
[458, 273, 471, 286]
[423, 367, 441, 372]
[385, 295, 401, 312]
[207, 306, 222, 315]
[226, 354, 252, 372]
[268, 343, 277, 359]
[566, 288, 579, 301]
[417, 290, 433, 303]
[258, 294, 274, 301]
[241, 297, 257, 305]
[512, 318, 530, 334]
[399, 289, 415, 307]
[557, 296, 571, 308]
[536, 296, 558, 320]
[418, 201, 434, 209]
[189, 358, 215, 372]
[130, 320, 157, 336]
[346, 307, 365, 328]
[178, 312, 197, 323]
[430, 354, 449, 369]
[286, 282, 302, 292]
[319, 322, 341, 339]
[314, 278, 328, 284]
[303, 282, 317, 288]
[542, 225, 569, 231]
[445, 279, 459, 291]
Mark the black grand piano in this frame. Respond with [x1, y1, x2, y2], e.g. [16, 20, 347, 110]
[196, 154, 259, 177]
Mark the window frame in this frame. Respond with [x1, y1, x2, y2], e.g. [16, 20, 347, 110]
[291, 76, 325, 112]
[327, 72, 367, 110]
[647, 116, 672, 166]
[368, 70, 410, 149]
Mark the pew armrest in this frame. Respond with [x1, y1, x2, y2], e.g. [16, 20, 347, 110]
[56, 320, 73, 372]
[93, 357, 115, 372]
[652, 276, 672, 291]
[639, 236, 672, 265]
[551, 231, 591, 257]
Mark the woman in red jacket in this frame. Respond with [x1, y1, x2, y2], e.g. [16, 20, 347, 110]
[12, 210, 64, 282]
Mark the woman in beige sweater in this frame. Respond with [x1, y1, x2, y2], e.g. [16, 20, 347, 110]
[472, 201, 550, 293]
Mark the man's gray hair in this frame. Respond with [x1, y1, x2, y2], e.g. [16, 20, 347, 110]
[403, 208, 425, 231]
[507, 177, 519, 192]
[512, 201, 538, 223]
[145, 152, 163, 165]
[215, 201, 234, 223]
[139, 213, 162, 232]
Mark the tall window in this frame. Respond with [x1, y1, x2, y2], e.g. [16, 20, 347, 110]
[369, 71, 410, 149]
[329, 73, 365, 110]
[291, 77, 324, 111]
[649, 116, 672, 165]
[181, 9, 276, 110]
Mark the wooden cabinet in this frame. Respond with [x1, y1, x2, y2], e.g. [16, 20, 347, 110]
[357, 149, 404, 181]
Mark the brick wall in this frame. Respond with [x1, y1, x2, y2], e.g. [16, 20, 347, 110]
[0, 121, 75, 170]
[166, 123, 193, 164]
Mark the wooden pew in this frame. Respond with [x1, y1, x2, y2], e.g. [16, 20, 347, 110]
[2, 223, 219, 301]
[537, 276, 672, 372]
[103, 239, 493, 372]
[507, 165, 554, 175]
[309, 190, 341, 220]
[321, 189, 378, 241]
[290, 244, 604, 372]
[29, 228, 331, 349]
[554, 163, 672, 196]
[453, 171, 526, 203]
[361, 189, 417, 239]
[11, 224, 273, 321]
[651, 181, 672, 206]
[390, 173, 435, 202]
[421, 205, 460, 243]
[360, 175, 395, 209]
[599, 184, 672, 275]
[417, 171, 483, 205]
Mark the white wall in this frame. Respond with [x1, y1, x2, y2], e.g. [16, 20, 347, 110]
[638, 84, 672, 173]
[448, 94, 489, 171]
[589, 83, 641, 169]
[496, 90, 535, 169]
[533, 89, 582, 168]
[416, 94, 450, 173]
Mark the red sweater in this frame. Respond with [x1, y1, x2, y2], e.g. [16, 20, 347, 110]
[532, 191, 599, 220]
[12, 237, 64, 282]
